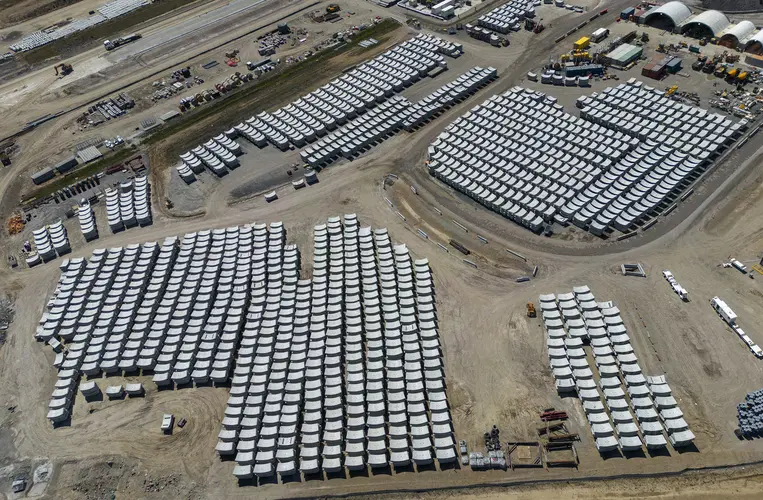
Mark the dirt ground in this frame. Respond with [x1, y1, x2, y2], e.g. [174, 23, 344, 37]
[6, 0, 763, 498]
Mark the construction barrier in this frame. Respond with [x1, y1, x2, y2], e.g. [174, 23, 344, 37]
[437, 242, 449, 252]
[463, 259, 477, 268]
[477, 235, 488, 244]
[642, 218, 658, 230]
[452, 219, 468, 232]
[617, 232, 636, 241]
[410, 185, 418, 194]
[664, 204, 677, 215]
[396, 211, 407, 221]
[432, 206, 442, 215]
[680, 188, 694, 201]
[506, 248, 527, 261]
[533, 265, 538, 277]
[417, 228, 429, 239]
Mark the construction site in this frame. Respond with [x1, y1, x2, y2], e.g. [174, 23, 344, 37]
[4, 0, 763, 498]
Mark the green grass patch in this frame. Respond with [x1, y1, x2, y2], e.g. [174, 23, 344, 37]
[21, 0, 209, 65]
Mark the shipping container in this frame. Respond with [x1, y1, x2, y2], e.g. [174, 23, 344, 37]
[573, 36, 590, 50]
[54, 156, 78, 174]
[620, 7, 635, 19]
[31, 168, 55, 185]
[666, 57, 682, 73]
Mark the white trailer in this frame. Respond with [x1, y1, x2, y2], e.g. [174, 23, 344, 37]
[591, 28, 609, 43]
[662, 270, 688, 301]
[711, 296, 737, 325]
[730, 258, 748, 274]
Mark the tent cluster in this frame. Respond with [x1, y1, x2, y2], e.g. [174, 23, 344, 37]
[428, 86, 621, 233]
[179, 35, 463, 180]
[402, 67, 498, 132]
[28, 220, 70, 267]
[478, 0, 535, 34]
[300, 66, 497, 168]
[540, 286, 695, 453]
[299, 97, 410, 167]
[219, 215, 453, 480]
[179, 134, 243, 180]
[35, 216, 454, 479]
[105, 175, 152, 232]
[77, 199, 98, 241]
[429, 80, 747, 235]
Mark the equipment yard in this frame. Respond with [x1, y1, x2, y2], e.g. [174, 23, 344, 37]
[4, 0, 763, 498]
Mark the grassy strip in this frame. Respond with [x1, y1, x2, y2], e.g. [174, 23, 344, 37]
[21, 147, 136, 204]
[21, 19, 402, 202]
[21, 0, 208, 65]
[144, 18, 401, 164]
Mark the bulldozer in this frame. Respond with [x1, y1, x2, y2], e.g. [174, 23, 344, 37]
[326, 3, 341, 13]
[54, 62, 73, 77]
[526, 302, 536, 318]
[666, 85, 678, 96]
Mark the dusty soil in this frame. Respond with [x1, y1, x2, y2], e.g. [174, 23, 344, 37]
[4, 0, 763, 498]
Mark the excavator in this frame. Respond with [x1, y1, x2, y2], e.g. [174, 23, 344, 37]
[54, 62, 73, 77]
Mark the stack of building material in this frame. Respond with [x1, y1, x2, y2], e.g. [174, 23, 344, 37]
[77, 199, 98, 241]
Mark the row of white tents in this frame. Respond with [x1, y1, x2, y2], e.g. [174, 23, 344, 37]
[178, 35, 463, 180]
[219, 215, 454, 480]
[540, 285, 695, 453]
[36, 216, 455, 478]
[105, 175, 152, 232]
[428, 80, 747, 235]
[178, 134, 243, 180]
[477, 0, 535, 34]
[77, 199, 98, 241]
[428, 86, 629, 232]
[28, 220, 70, 267]
[299, 66, 498, 168]
[402, 67, 498, 132]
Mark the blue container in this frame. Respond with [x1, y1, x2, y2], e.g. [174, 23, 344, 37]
[621, 7, 635, 19]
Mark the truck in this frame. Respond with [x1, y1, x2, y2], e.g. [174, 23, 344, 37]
[711, 296, 737, 325]
[591, 28, 609, 43]
[104, 33, 142, 50]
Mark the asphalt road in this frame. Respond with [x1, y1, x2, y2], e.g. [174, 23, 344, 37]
[108, 0, 269, 62]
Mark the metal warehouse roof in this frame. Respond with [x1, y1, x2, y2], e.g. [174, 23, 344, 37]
[77, 145, 103, 163]
[681, 10, 730, 37]
[644, 1, 692, 27]
[721, 21, 756, 43]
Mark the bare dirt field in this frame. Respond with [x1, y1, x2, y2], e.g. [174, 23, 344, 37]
[4, 0, 763, 498]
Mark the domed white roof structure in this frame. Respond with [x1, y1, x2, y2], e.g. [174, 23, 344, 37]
[643, 1, 692, 30]
[719, 21, 756, 47]
[681, 10, 730, 38]
[744, 29, 763, 54]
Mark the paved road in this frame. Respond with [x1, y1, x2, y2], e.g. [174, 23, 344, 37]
[107, 0, 269, 63]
